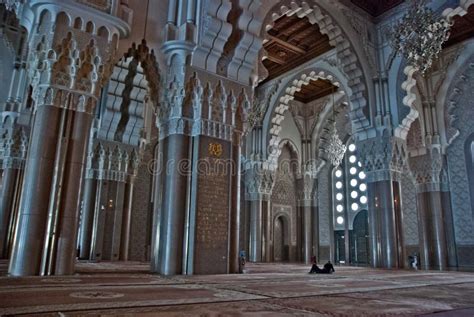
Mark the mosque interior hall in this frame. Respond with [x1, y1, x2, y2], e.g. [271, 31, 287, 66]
[0, 0, 474, 316]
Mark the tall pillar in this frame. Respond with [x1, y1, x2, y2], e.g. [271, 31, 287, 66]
[367, 180, 403, 268]
[410, 151, 457, 270]
[78, 178, 97, 260]
[262, 200, 272, 262]
[249, 199, 263, 262]
[302, 205, 313, 263]
[120, 181, 135, 261]
[153, 134, 189, 274]
[359, 136, 406, 269]
[54, 111, 93, 274]
[0, 168, 19, 258]
[8, 9, 119, 275]
[0, 126, 27, 259]
[229, 136, 242, 272]
[297, 175, 316, 264]
[9, 105, 65, 276]
[245, 164, 274, 263]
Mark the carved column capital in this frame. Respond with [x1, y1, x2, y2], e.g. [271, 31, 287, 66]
[25, 4, 127, 113]
[159, 72, 251, 144]
[243, 160, 276, 201]
[86, 141, 141, 183]
[358, 135, 408, 183]
[0, 126, 28, 169]
[409, 150, 449, 193]
[296, 174, 318, 207]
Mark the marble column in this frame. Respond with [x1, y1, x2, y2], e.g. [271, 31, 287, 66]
[262, 200, 272, 262]
[53, 111, 93, 275]
[302, 204, 313, 263]
[0, 168, 19, 258]
[249, 199, 263, 262]
[120, 181, 135, 261]
[9, 104, 93, 276]
[311, 203, 319, 261]
[78, 178, 97, 260]
[367, 180, 403, 268]
[153, 134, 189, 275]
[229, 139, 241, 272]
[417, 191, 448, 270]
[360, 136, 406, 269]
[411, 153, 457, 270]
[9, 105, 63, 276]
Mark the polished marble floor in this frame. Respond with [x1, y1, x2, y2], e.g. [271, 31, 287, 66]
[0, 260, 473, 316]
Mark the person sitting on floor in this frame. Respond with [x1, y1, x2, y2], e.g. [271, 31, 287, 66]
[323, 261, 335, 273]
[309, 255, 323, 274]
[309, 260, 335, 274]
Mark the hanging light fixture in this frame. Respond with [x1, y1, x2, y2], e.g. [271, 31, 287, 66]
[326, 85, 346, 167]
[2, 0, 22, 12]
[391, 0, 452, 75]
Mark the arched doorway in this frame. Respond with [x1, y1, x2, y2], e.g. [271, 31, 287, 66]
[273, 216, 289, 262]
[350, 210, 369, 265]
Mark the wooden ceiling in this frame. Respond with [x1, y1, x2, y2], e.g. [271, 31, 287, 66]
[293, 79, 337, 104]
[262, 15, 334, 83]
[351, 0, 404, 17]
[444, 5, 474, 48]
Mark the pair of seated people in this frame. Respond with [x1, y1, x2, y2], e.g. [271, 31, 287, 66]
[309, 260, 335, 274]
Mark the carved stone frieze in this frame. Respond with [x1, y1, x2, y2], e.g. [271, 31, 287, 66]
[158, 72, 250, 143]
[0, 126, 27, 169]
[86, 141, 140, 183]
[26, 7, 122, 115]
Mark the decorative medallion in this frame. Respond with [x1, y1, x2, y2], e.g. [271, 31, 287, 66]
[208, 143, 223, 158]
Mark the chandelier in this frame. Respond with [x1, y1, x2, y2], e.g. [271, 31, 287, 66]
[2, 0, 22, 12]
[327, 122, 346, 167]
[326, 87, 346, 167]
[391, 0, 452, 75]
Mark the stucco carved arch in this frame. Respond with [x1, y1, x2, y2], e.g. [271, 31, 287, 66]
[436, 41, 474, 150]
[259, 0, 369, 132]
[397, 1, 474, 140]
[278, 138, 302, 175]
[265, 69, 345, 167]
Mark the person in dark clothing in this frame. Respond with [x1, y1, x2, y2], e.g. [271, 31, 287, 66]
[309, 260, 335, 274]
[309, 263, 322, 273]
[323, 261, 335, 273]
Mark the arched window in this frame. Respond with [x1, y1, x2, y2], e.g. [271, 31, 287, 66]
[332, 141, 368, 264]
[332, 142, 368, 230]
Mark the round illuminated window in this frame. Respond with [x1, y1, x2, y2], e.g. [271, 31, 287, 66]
[336, 205, 344, 212]
[349, 144, 356, 152]
[359, 171, 366, 179]
[336, 193, 343, 201]
[337, 217, 344, 224]
[350, 179, 358, 187]
[351, 191, 358, 199]
[351, 203, 359, 211]
[335, 169, 343, 178]
[360, 196, 368, 204]
[336, 181, 343, 189]
[359, 184, 367, 192]
[350, 167, 357, 175]
[349, 155, 357, 163]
